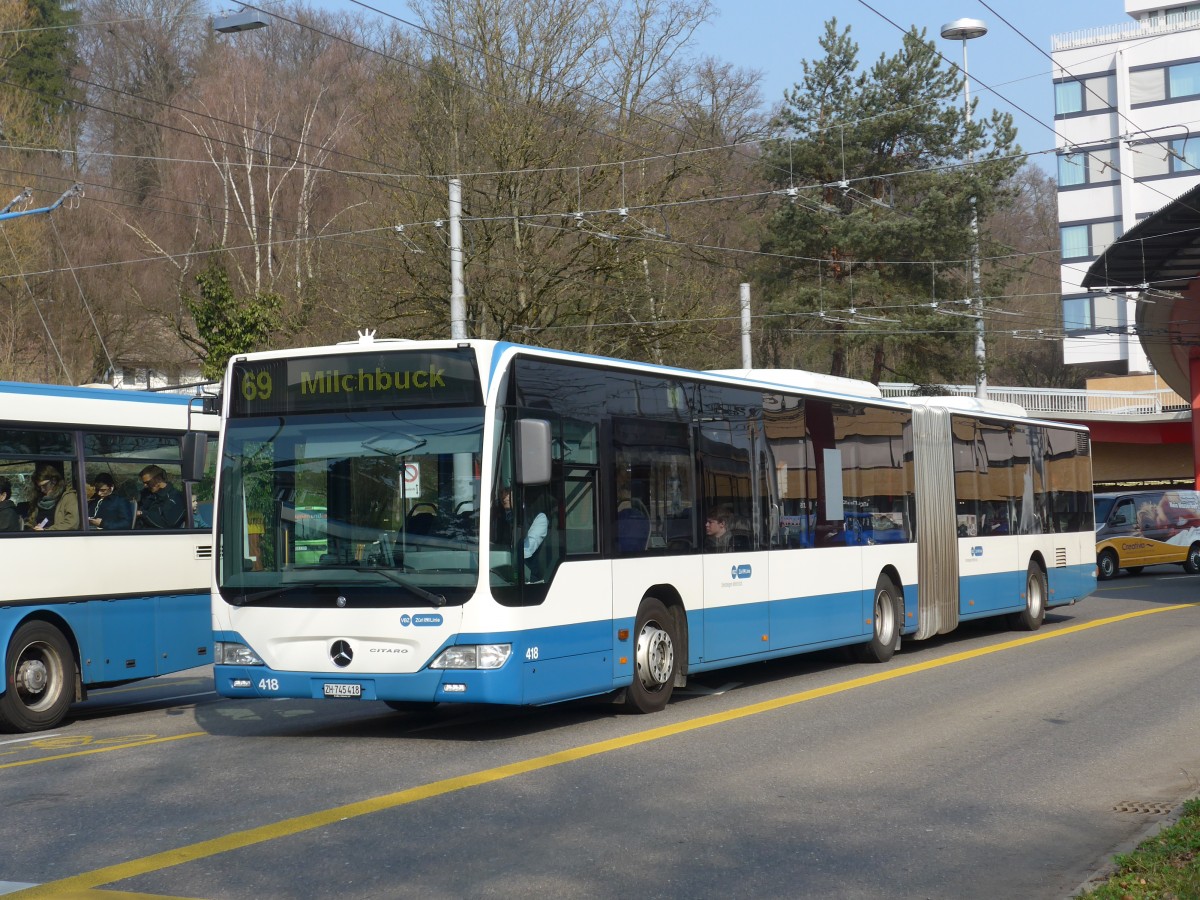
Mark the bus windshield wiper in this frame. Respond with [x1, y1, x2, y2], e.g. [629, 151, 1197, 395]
[354, 567, 447, 607]
[227, 583, 309, 607]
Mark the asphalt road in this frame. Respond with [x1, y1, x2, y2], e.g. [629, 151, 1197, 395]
[2, 574, 1197, 900]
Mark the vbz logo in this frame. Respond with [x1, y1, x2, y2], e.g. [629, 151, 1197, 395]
[731, 564, 753, 580]
[970, 545, 984, 557]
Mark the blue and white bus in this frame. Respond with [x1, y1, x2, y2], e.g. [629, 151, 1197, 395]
[211, 336, 1095, 713]
[0, 381, 216, 731]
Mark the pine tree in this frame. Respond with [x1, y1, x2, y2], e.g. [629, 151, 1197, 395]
[7, 0, 80, 130]
[758, 19, 1020, 384]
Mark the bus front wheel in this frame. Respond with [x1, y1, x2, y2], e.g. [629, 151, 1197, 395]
[0, 620, 75, 733]
[853, 573, 901, 663]
[624, 597, 678, 714]
[1097, 549, 1118, 581]
[1184, 543, 1200, 574]
[1008, 562, 1047, 632]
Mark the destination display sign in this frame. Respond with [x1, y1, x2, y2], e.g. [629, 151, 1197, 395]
[229, 350, 481, 417]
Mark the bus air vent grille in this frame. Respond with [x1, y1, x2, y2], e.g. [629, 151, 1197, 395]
[196, 545, 213, 559]
[1055, 548, 1067, 568]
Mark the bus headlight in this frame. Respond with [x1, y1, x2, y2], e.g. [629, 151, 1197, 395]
[214, 641, 264, 666]
[429, 643, 511, 670]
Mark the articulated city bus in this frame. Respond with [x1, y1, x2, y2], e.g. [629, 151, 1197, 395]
[210, 336, 1095, 713]
[0, 381, 216, 731]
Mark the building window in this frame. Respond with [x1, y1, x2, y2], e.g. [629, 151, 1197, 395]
[1132, 59, 1200, 106]
[1057, 154, 1085, 187]
[1169, 61, 1200, 98]
[1062, 296, 1094, 332]
[1056, 146, 1117, 188]
[1055, 81, 1083, 115]
[1054, 75, 1115, 117]
[1169, 137, 1200, 172]
[1060, 225, 1090, 260]
[1060, 220, 1122, 260]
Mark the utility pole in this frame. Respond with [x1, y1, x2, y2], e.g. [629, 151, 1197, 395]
[740, 283, 752, 368]
[449, 178, 466, 340]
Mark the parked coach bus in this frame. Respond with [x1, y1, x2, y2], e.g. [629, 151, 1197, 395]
[210, 335, 1096, 714]
[0, 381, 216, 732]
[1094, 489, 1200, 579]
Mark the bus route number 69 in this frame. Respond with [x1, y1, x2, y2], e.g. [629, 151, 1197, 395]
[242, 370, 273, 402]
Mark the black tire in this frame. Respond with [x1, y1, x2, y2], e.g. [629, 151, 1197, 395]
[853, 573, 901, 664]
[1184, 543, 1200, 574]
[622, 597, 678, 714]
[1124, 566, 1144, 576]
[0, 620, 75, 733]
[1007, 562, 1047, 632]
[383, 700, 439, 713]
[1097, 549, 1118, 581]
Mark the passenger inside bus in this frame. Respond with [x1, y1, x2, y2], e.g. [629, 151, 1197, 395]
[0, 477, 21, 531]
[87, 472, 133, 530]
[28, 463, 79, 532]
[496, 486, 550, 580]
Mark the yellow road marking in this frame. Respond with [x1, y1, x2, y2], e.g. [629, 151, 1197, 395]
[0, 733, 205, 770]
[12, 603, 1195, 898]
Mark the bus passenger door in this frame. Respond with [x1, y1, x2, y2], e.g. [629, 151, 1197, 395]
[697, 385, 770, 662]
[702, 546, 769, 662]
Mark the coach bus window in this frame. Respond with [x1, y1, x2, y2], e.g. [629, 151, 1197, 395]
[834, 404, 913, 545]
[612, 417, 695, 554]
[1045, 427, 1090, 532]
[84, 431, 189, 531]
[699, 384, 762, 551]
[763, 394, 812, 548]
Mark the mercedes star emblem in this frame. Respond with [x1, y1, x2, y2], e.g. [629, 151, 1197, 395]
[330, 640, 353, 668]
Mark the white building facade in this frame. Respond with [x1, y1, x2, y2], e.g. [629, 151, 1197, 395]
[1053, 1, 1200, 373]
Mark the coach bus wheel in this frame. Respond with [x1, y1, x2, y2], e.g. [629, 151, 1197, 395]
[1184, 543, 1200, 574]
[624, 597, 678, 714]
[0, 620, 74, 733]
[1008, 562, 1047, 632]
[853, 574, 901, 664]
[1097, 549, 1118, 581]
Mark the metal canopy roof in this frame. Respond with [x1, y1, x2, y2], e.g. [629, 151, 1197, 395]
[1083, 181, 1200, 294]
[1082, 181, 1200, 400]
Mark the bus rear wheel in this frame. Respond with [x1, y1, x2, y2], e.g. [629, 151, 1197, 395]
[1097, 549, 1118, 581]
[1008, 562, 1047, 632]
[1184, 543, 1200, 574]
[0, 620, 74, 733]
[853, 573, 901, 663]
[623, 597, 678, 714]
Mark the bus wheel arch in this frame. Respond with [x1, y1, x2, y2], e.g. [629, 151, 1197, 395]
[1008, 558, 1047, 632]
[623, 594, 682, 714]
[1097, 548, 1118, 580]
[852, 570, 902, 664]
[1183, 543, 1200, 574]
[0, 615, 80, 733]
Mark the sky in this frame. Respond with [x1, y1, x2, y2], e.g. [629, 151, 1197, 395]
[691, 0, 1130, 170]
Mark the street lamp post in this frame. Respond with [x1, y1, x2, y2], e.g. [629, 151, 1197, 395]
[940, 17, 988, 401]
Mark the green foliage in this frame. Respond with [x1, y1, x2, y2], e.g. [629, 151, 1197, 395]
[758, 18, 1022, 383]
[182, 259, 281, 380]
[8, 0, 80, 128]
[1079, 797, 1200, 898]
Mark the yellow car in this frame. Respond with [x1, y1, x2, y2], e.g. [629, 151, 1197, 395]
[1094, 490, 1200, 579]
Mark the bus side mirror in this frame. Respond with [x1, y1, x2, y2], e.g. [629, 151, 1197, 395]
[181, 432, 209, 483]
[515, 419, 551, 486]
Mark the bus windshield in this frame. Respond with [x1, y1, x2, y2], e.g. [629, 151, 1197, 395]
[217, 408, 484, 607]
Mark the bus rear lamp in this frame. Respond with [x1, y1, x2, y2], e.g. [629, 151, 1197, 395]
[429, 644, 511, 670]
[214, 641, 264, 666]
